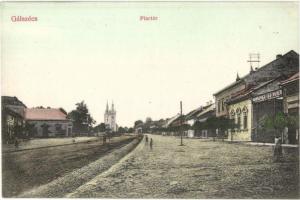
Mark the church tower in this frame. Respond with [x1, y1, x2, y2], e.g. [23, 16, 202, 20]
[104, 101, 117, 132]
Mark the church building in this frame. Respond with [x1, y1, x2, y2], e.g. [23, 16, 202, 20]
[104, 101, 117, 132]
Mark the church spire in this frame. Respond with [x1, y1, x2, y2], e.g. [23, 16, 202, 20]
[111, 101, 114, 111]
[106, 101, 109, 112]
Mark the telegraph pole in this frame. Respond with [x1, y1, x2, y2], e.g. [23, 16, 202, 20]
[180, 101, 184, 146]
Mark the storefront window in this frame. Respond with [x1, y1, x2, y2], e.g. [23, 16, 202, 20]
[236, 108, 242, 130]
[243, 115, 247, 129]
[242, 106, 248, 129]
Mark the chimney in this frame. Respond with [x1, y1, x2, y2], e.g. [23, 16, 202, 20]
[276, 54, 282, 59]
[236, 73, 241, 81]
[250, 65, 254, 74]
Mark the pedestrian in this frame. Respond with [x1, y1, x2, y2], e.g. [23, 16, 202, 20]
[103, 134, 107, 144]
[14, 138, 19, 149]
[145, 135, 148, 143]
[274, 136, 282, 161]
[150, 138, 153, 150]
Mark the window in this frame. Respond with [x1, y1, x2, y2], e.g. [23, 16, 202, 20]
[221, 99, 224, 111]
[243, 115, 248, 129]
[242, 106, 248, 129]
[237, 115, 241, 129]
[236, 108, 242, 130]
[230, 110, 235, 118]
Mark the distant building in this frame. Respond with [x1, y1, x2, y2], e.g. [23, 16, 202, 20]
[104, 102, 117, 132]
[195, 102, 216, 138]
[184, 106, 204, 138]
[1, 96, 27, 142]
[25, 108, 73, 137]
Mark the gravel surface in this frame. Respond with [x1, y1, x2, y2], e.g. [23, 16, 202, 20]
[2, 135, 138, 197]
[68, 134, 299, 199]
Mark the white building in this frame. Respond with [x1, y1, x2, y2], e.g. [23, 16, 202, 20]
[104, 102, 117, 132]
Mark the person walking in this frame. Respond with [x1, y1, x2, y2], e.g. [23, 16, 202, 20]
[150, 138, 153, 150]
[103, 134, 107, 144]
[14, 138, 19, 149]
[274, 136, 282, 161]
[145, 135, 148, 143]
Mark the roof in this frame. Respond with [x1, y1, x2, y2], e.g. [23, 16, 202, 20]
[196, 103, 215, 118]
[185, 106, 203, 120]
[25, 108, 68, 121]
[164, 114, 181, 127]
[213, 50, 298, 96]
[281, 72, 299, 85]
[3, 107, 24, 119]
[227, 77, 282, 104]
[2, 96, 27, 108]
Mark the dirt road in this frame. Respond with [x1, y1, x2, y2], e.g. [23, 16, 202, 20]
[2, 135, 136, 197]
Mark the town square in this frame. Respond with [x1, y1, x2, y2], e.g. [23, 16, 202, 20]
[1, 1, 299, 199]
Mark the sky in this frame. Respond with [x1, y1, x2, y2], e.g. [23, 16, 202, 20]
[1, 1, 299, 127]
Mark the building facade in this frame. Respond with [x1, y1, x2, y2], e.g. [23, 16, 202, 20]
[104, 102, 117, 132]
[214, 50, 299, 119]
[25, 108, 73, 137]
[228, 99, 252, 141]
[1, 96, 27, 143]
[280, 72, 299, 144]
[195, 102, 216, 138]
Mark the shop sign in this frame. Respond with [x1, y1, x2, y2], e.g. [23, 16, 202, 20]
[252, 89, 282, 103]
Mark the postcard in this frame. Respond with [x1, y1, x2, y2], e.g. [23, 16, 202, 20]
[1, 1, 299, 198]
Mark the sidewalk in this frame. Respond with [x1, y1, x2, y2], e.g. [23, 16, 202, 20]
[244, 141, 299, 148]
[2, 137, 100, 153]
[179, 136, 299, 148]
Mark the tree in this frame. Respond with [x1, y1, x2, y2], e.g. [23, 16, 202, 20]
[67, 101, 96, 134]
[128, 127, 134, 133]
[134, 120, 143, 127]
[118, 127, 126, 134]
[145, 117, 152, 124]
[263, 112, 296, 138]
[193, 121, 205, 131]
[205, 116, 236, 138]
[94, 123, 106, 132]
[24, 122, 35, 138]
[287, 115, 299, 129]
[41, 123, 50, 137]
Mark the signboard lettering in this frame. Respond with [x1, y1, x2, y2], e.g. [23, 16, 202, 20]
[252, 90, 282, 103]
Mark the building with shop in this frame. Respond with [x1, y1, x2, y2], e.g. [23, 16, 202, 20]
[280, 72, 299, 144]
[195, 102, 216, 138]
[214, 50, 299, 119]
[226, 77, 289, 142]
[184, 106, 204, 138]
[162, 114, 181, 136]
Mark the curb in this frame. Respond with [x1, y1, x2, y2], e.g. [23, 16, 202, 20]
[225, 140, 299, 148]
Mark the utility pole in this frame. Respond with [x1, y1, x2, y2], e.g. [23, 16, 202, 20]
[180, 101, 184, 146]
